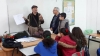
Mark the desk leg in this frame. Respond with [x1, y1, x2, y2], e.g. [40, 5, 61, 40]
[88, 35, 91, 49]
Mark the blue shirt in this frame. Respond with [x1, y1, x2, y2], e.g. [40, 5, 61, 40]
[34, 41, 58, 56]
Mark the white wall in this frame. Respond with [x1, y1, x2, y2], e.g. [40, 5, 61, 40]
[86, 0, 100, 33]
[0, 0, 9, 34]
[0, 0, 87, 34]
[86, 0, 97, 33]
[6, 0, 63, 33]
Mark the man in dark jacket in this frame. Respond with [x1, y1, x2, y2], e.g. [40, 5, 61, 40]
[24, 5, 44, 36]
[50, 7, 60, 34]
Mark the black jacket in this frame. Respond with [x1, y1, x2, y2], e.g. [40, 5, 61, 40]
[25, 13, 44, 27]
[50, 14, 60, 34]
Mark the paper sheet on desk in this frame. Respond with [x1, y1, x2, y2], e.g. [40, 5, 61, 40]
[16, 37, 39, 42]
[19, 46, 36, 56]
[13, 14, 25, 25]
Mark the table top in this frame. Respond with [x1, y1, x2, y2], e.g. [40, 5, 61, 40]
[19, 46, 36, 56]
[90, 33, 100, 37]
[0, 34, 57, 51]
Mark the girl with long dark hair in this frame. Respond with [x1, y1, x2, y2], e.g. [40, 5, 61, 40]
[55, 28, 77, 56]
[34, 30, 57, 56]
[72, 27, 87, 52]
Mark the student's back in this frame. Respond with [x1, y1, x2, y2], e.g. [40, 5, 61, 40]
[55, 28, 77, 56]
[72, 27, 87, 52]
[59, 35, 76, 56]
[34, 30, 58, 56]
[34, 42, 57, 56]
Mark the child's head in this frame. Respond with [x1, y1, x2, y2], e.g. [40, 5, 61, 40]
[42, 30, 55, 48]
[43, 30, 51, 39]
[59, 13, 66, 20]
[59, 28, 69, 36]
[72, 27, 87, 46]
[72, 27, 84, 39]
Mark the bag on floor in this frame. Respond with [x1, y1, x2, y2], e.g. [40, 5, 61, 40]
[14, 31, 29, 39]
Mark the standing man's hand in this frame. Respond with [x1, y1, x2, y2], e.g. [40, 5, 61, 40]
[39, 14, 43, 20]
[50, 28, 53, 31]
[57, 33, 61, 37]
[23, 17, 27, 20]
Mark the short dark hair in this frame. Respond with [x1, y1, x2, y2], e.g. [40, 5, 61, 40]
[31, 5, 38, 9]
[60, 13, 66, 19]
[42, 30, 55, 48]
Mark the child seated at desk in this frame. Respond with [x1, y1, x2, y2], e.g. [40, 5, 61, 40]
[55, 28, 77, 56]
[34, 30, 58, 56]
[72, 27, 87, 52]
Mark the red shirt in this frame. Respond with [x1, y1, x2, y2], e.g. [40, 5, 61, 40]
[55, 35, 76, 56]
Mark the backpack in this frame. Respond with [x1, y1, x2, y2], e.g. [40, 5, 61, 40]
[2, 38, 23, 48]
[2, 38, 23, 56]
[14, 31, 29, 39]
[84, 46, 90, 56]
[72, 48, 84, 56]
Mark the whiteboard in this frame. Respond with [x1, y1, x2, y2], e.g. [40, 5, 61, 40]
[7, 0, 63, 33]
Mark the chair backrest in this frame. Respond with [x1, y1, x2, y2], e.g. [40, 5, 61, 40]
[72, 49, 84, 56]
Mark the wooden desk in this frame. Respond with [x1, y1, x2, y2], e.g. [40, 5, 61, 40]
[90, 33, 100, 37]
[0, 34, 56, 56]
[88, 33, 100, 49]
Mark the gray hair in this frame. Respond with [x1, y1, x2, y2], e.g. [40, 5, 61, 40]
[54, 7, 59, 12]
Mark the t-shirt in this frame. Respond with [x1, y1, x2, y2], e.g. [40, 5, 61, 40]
[55, 35, 76, 56]
[34, 41, 58, 56]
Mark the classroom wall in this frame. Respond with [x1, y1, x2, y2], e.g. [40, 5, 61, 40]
[86, 0, 100, 33]
[86, 0, 97, 33]
[0, 0, 87, 34]
[0, 0, 9, 35]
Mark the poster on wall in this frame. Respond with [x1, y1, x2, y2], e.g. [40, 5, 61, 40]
[63, 0, 75, 26]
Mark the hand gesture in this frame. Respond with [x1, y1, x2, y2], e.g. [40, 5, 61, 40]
[23, 17, 27, 20]
[39, 15, 43, 20]
[57, 33, 61, 37]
